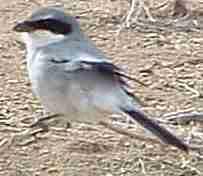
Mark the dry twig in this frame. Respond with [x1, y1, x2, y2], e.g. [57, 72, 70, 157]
[117, 0, 155, 34]
[165, 111, 203, 124]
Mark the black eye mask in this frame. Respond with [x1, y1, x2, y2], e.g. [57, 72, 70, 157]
[13, 18, 72, 35]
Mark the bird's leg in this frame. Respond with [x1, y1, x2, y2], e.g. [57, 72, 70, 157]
[9, 114, 59, 146]
[29, 113, 60, 129]
[31, 112, 72, 131]
[15, 113, 70, 145]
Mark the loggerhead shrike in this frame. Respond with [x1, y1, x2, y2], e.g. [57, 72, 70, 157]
[13, 7, 189, 152]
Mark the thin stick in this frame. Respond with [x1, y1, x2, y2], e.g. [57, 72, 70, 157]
[177, 82, 201, 98]
[126, 0, 137, 27]
[166, 111, 203, 124]
[29, 114, 60, 128]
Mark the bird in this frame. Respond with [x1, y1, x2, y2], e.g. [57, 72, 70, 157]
[13, 7, 189, 152]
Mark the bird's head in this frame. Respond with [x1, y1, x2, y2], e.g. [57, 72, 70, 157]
[13, 7, 81, 48]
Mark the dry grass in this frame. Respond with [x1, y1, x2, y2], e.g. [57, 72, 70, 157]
[0, 0, 203, 175]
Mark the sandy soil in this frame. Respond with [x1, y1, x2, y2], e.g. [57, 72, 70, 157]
[0, 0, 203, 175]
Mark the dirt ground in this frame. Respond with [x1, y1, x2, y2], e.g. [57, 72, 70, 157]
[1, 0, 203, 175]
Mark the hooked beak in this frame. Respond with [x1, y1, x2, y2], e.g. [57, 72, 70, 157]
[13, 21, 35, 32]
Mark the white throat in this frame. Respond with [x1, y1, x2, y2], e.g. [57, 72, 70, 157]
[21, 31, 66, 51]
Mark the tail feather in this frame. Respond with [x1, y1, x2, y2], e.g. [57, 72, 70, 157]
[122, 108, 189, 153]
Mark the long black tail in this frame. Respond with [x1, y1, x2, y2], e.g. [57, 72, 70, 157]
[122, 108, 189, 153]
